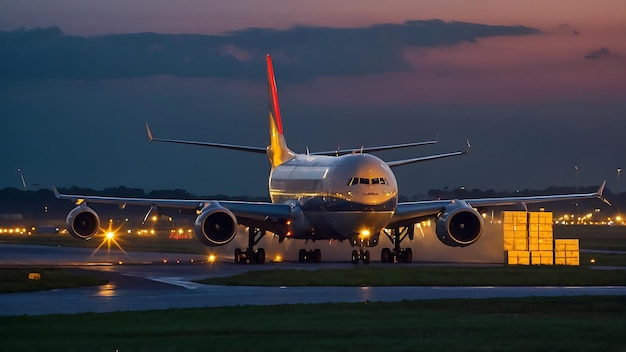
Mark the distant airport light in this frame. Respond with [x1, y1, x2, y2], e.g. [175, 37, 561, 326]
[274, 255, 282, 262]
[208, 254, 216, 263]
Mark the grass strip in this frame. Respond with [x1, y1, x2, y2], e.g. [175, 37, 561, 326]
[0, 268, 108, 293]
[0, 296, 624, 352]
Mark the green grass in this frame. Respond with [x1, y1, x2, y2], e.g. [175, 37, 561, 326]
[198, 265, 626, 287]
[0, 268, 108, 293]
[0, 296, 624, 352]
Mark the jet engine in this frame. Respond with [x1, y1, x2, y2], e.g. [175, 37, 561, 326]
[66, 205, 100, 240]
[194, 204, 238, 246]
[435, 200, 483, 247]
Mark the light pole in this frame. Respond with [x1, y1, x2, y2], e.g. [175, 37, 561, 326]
[618, 168, 622, 219]
[574, 165, 579, 220]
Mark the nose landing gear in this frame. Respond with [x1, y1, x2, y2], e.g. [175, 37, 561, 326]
[351, 249, 370, 264]
[350, 236, 376, 265]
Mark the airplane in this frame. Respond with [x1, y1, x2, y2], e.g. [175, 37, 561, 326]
[53, 54, 610, 265]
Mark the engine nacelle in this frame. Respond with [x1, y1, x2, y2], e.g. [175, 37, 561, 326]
[66, 205, 100, 240]
[194, 204, 238, 246]
[435, 200, 483, 247]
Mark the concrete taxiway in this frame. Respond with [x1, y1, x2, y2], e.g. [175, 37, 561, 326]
[1, 243, 626, 316]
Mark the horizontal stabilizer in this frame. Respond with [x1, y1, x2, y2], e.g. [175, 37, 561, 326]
[386, 140, 470, 168]
[312, 138, 438, 156]
[145, 122, 267, 154]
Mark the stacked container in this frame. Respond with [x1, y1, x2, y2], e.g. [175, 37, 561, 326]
[503, 211, 580, 266]
[554, 239, 580, 266]
[529, 212, 554, 265]
[503, 211, 530, 265]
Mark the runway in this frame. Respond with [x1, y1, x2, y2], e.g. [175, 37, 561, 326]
[1, 243, 625, 316]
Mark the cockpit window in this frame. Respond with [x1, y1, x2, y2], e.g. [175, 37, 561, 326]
[347, 177, 388, 186]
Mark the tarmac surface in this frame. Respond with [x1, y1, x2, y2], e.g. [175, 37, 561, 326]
[1, 243, 626, 316]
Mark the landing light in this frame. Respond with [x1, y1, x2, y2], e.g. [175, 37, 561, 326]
[106, 232, 115, 240]
[360, 230, 371, 238]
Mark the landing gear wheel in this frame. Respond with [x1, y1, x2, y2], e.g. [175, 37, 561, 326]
[351, 250, 359, 264]
[381, 248, 391, 263]
[313, 249, 322, 263]
[298, 249, 307, 263]
[256, 248, 266, 264]
[234, 248, 242, 264]
[362, 250, 371, 264]
[403, 248, 413, 263]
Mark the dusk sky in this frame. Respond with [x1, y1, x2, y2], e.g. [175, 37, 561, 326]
[2, 0, 625, 198]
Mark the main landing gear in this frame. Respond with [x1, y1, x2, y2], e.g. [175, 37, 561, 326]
[234, 227, 267, 264]
[380, 226, 414, 263]
[298, 248, 322, 263]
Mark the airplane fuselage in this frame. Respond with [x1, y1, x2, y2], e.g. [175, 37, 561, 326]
[269, 153, 398, 241]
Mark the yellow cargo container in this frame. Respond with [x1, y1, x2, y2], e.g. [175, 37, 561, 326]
[529, 238, 553, 251]
[503, 229, 528, 239]
[528, 227, 553, 238]
[503, 211, 528, 224]
[529, 212, 552, 223]
[503, 223, 528, 232]
[530, 251, 554, 265]
[553, 239, 580, 266]
[554, 239, 579, 251]
[505, 250, 530, 265]
[504, 239, 527, 251]
[554, 256, 580, 266]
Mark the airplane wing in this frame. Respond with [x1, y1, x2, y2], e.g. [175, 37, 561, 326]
[52, 187, 292, 223]
[390, 181, 610, 226]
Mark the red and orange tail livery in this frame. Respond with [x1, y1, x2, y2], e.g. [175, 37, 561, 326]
[266, 54, 295, 167]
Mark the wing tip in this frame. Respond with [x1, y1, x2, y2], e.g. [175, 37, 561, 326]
[596, 180, 611, 206]
[51, 186, 60, 199]
[145, 122, 154, 141]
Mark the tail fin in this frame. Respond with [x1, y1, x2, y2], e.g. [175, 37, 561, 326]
[266, 54, 295, 167]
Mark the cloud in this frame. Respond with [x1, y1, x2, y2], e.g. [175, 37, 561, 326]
[584, 47, 611, 60]
[0, 20, 538, 81]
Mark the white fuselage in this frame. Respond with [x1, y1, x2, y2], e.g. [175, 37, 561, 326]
[269, 153, 398, 240]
